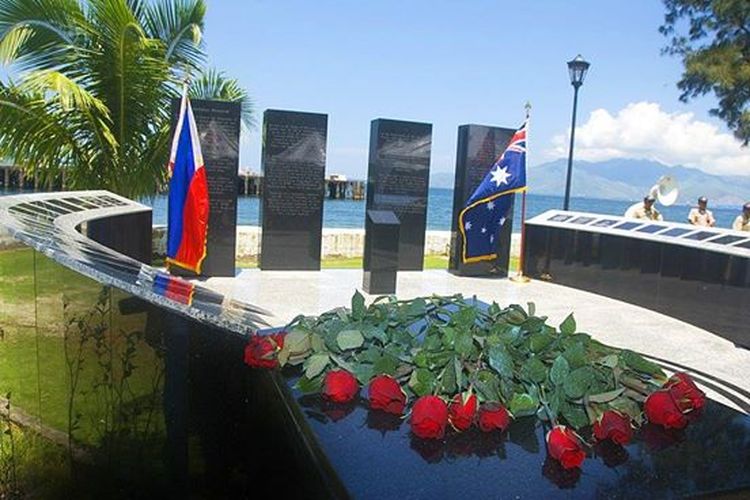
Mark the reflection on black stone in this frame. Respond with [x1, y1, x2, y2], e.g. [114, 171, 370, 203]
[640, 423, 685, 451]
[298, 394, 359, 423]
[542, 456, 582, 489]
[366, 410, 403, 434]
[594, 440, 630, 468]
[407, 428, 509, 464]
[507, 416, 541, 454]
[410, 436, 445, 464]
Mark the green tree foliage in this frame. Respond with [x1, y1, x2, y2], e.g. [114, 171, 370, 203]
[660, 0, 750, 145]
[0, 0, 251, 198]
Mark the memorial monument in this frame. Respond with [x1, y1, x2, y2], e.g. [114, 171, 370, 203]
[365, 118, 432, 271]
[449, 124, 516, 276]
[171, 98, 241, 277]
[259, 109, 328, 270]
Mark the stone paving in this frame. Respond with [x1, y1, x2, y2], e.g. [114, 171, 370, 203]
[204, 269, 750, 413]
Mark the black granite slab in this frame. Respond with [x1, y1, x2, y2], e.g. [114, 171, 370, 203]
[449, 124, 516, 276]
[172, 98, 241, 277]
[366, 119, 432, 271]
[523, 213, 750, 348]
[363, 210, 400, 294]
[277, 372, 750, 499]
[260, 109, 327, 270]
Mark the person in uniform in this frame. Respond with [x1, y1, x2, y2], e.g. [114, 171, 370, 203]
[624, 195, 663, 221]
[687, 196, 715, 227]
[733, 202, 750, 232]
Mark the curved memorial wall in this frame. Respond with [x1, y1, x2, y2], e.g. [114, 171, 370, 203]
[523, 210, 750, 348]
[2, 193, 750, 497]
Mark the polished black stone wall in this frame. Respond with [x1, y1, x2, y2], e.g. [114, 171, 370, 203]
[260, 110, 327, 270]
[449, 124, 516, 277]
[171, 98, 241, 277]
[366, 119, 432, 271]
[86, 210, 152, 264]
[523, 224, 750, 348]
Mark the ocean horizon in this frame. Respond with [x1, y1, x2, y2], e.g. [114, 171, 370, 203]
[2, 187, 743, 231]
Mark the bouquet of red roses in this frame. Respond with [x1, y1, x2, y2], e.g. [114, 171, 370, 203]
[244, 293, 705, 470]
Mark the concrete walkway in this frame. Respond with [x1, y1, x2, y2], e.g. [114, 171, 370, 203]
[203, 269, 750, 413]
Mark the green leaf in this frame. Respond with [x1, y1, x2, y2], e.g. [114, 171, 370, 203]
[509, 392, 539, 417]
[454, 331, 474, 356]
[440, 359, 457, 394]
[407, 297, 427, 317]
[353, 363, 375, 385]
[337, 330, 364, 351]
[454, 357, 464, 391]
[620, 350, 664, 376]
[561, 402, 590, 429]
[550, 355, 570, 386]
[441, 327, 456, 347]
[587, 387, 626, 404]
[452, 306, 477, 329]
[529, 332, 554, 353]
[361, 324, 388, 344]
[560, 313, 577, 335]
[474, 370, 501, 402]
[351, 291, 366, 320]
[562, 342, 586, 369]
[563, 366, 596, 399]
[521, 357, 547, 383]
[597, 354, 619, 368]
[408, 368, 436, 397]
[373, 354, 397, 375]
[296, 375, 323, 393]
[488, 345, 514, 379]
[304, 353, 330, 379]
[609, 396, 642, 423]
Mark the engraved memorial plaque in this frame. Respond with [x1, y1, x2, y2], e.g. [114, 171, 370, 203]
[448, 124, 515, 276]
[260, 110, 327, 270]
[365, 119, 432, 271]
[171, 98, 241, 277]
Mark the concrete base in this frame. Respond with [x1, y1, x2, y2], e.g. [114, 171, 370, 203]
[202, 269, 750, 414]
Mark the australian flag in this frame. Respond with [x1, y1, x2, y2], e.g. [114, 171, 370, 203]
[459, 120, 527, 263]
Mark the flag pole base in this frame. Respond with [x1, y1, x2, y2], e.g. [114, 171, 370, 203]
[510, 272, 531, 284]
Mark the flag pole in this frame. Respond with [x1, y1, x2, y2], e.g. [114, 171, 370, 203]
[511, 102, 532, 284]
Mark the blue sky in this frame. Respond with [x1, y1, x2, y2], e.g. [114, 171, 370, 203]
[202, 0, 746, 178]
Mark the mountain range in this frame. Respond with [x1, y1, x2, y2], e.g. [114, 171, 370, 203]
[430, 158, 750, 207]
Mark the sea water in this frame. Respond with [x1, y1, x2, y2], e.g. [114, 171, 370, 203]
[2, 188, 743, 230]
[139, 188, 742, 231]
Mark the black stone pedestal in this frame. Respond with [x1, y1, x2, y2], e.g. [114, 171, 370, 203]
[449, 124, 516, 277]
[363, 210, 400, 295]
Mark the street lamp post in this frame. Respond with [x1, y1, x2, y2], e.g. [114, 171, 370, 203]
[563, 54, 590, 211]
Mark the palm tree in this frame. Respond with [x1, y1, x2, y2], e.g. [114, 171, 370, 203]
[0, 0, 252, 199]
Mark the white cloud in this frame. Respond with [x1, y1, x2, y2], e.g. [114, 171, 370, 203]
[548, 101, 750, 176]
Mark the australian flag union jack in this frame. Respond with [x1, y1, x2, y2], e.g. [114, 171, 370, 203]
[459, 120, 527, 263]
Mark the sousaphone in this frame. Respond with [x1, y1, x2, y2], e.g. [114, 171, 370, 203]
[649, 175, 679, 206]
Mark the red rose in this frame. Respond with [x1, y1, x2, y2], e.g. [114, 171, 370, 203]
[243, 333, 285, 369]
[477, 403, 511, 432]
[644, 390, 688, 429]
[368, 375, 407, 415]
[546, 425, 586, 469]
[410, 395, 449, 439]
[448, 393, 477, 431]
[593, 410, 633, 445]
[664, 372, 705, 413]
[322, 370, 359, 403]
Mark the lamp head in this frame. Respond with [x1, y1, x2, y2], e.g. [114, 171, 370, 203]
[567, 54, 590, 88]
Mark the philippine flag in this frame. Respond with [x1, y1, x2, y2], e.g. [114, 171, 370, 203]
[166, 86, 209, 274]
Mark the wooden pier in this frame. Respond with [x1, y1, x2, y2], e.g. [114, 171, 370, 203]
[2, 165, 365, 201]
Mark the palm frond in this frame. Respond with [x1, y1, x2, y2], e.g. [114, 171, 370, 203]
[143, 0, 206, 75]
[190, 68, 255, 130]
[0, 0, 85, 72]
